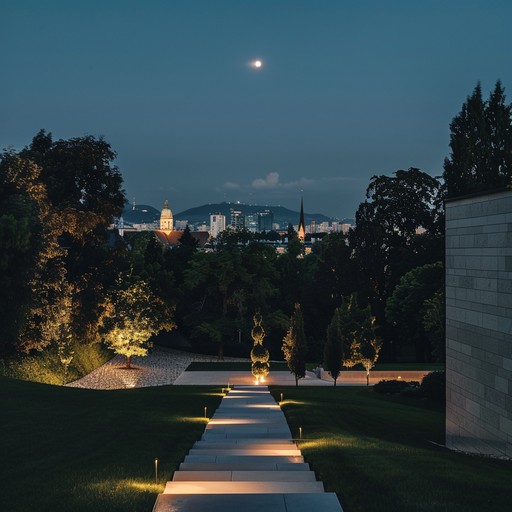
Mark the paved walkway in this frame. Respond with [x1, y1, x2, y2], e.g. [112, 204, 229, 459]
[153, 386, 343, 512]
[173, 370, 333, 386]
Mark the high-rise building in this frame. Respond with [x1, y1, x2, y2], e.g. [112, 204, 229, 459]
[210, 213, 226, 238]
[230, 208, 245, 230]
[257, 210, 274, 232]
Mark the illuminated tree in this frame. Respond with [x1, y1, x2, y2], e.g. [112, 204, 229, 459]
[250, 314, 270, 380]
[352, 310, 381, 386]
[101, 277, 175, 368]
[282, 303, 307, 386]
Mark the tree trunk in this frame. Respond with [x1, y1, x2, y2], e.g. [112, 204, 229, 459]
[334, 377, 337, 387]
[366, 370, 370, 386]
[217, 341, 224, 361]
[126, 355, 131, 368]
[295, 376, 298, 387]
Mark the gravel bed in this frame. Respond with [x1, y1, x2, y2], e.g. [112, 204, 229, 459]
[67, 348, 249, 390]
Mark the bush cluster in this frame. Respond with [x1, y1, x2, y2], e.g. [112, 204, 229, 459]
[373, 379, 417, 394]
[373, 371, 445, 403]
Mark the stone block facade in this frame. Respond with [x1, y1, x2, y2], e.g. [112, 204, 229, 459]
[446, 190, 512, 459]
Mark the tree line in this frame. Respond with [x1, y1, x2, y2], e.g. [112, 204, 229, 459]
[1, 81, 511, 377]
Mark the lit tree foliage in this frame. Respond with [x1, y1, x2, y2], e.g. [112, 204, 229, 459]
[351, 310, 381, 386]
[101, 277, 175, 368]
[282, 303, 307, 386]
[250, 313, 270, 380]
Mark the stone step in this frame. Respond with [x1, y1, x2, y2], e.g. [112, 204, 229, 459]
[163, 481, 324, 494]
[202, 432, 291, 439]
[204, 427, 291, 434]
[188, 448, 302, 456]
[153, 493, 343, 512]
[183, 455, 304, 464]
[193, 442, 297, 450]
[172, 470, 317, 482]
[178, 462, 311, 471]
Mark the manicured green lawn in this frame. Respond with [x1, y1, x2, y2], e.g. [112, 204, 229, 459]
[270, 386, 511, 512]
[0, 377, 222, 512]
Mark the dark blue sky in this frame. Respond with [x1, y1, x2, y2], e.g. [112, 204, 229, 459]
[2, 0, 512, 218]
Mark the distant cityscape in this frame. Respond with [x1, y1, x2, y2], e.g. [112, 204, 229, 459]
[116, 199, 356, 239]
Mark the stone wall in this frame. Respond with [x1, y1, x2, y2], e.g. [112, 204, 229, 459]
[445, 189, 512, 459]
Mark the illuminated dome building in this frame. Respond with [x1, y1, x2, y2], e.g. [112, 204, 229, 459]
[160, 199, 174, 232]
[154, 199, 209, 248]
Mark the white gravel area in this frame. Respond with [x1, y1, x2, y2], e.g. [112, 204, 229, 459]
[67, 347, 249, 390]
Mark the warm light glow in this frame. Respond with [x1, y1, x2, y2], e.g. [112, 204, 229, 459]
[252, 59, 263, 68]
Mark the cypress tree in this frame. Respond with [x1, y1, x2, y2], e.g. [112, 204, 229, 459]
[282, 303, 307, 386]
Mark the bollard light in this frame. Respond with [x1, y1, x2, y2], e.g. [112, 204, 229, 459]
[299, 427, 302, 440]
[155, 458, 159, 484]
[204, 406, 207, 418]
[280, 392, 283, 403]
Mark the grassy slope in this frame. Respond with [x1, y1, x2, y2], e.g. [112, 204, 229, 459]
[0, 342, 113, 385]
[270, 386, 511, 512]
[0, 377, 222, 512]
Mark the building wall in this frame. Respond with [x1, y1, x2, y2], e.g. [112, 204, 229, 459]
[445, 190, 512, 459]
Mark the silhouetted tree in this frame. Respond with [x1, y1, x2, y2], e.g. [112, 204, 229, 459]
[443, 81, 512, 197]
[282, 303, 307, 386]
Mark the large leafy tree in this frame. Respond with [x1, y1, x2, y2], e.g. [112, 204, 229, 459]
[443, 81, 512, 197]
[282, 303, 307, 386]
[323, 294, 381, 385]
[350, 168, 443, 358]
[101, 277, 175, 368]
[0, 151, 68, 354]
[23, 130, 125, 232]
[183, 243, 277, 358]
[301, 232, 357, 352]
[385, 262, 444, 362]
[21, 130, 127, 346]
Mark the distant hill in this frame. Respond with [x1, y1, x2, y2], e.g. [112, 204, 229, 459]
[175, 202, 353, 227]
[121, 204, 160, 225]
[122, 202, 354, 228]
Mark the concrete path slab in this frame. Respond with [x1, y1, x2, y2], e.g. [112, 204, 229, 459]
[193, 442, 297, 449]
[153, 386, 343, 512]
[163, 481, 324, 494]
[172, 470, 317, 482]
[183, 455, 305, 463]
[153, 493, 343, 512]
[188, 448, 302, 456]
[178, 462, 311, 471]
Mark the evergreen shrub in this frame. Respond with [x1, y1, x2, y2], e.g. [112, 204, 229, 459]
[420, 371, 446, 402]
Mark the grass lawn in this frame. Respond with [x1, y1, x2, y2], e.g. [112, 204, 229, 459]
[0, 377, 222, 512]
[270, 386, 511, 512]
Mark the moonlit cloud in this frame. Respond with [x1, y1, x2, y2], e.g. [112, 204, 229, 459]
[223, 181, 241, 190]
[252, 172, 280, 189]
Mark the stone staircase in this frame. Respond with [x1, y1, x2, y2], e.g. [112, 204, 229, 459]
[153, 385, 343, 512]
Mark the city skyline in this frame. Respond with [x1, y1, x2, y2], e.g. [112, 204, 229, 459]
[2, 1, 512, 218]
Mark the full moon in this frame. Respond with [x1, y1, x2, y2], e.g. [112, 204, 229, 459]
[252, 60, 263, 69]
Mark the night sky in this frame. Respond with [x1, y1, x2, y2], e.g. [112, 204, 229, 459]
[2, 0, 512, 219]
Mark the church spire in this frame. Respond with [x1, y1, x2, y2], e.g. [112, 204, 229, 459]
[297, 195, 306, 242]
